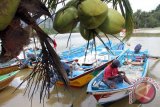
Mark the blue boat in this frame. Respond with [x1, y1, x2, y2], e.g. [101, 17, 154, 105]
[57, 42, 126, 87]
[59, 41, 124, 62]
[59, 41, 112, 62]
[87, 49, 149, 104]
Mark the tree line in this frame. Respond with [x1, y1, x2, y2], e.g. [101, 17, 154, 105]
[134, 4, 160, 28]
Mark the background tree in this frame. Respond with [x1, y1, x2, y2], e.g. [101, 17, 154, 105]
[133, 4, 160, 28]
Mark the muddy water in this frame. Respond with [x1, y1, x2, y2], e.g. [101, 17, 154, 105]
[1, 33, 160, 107]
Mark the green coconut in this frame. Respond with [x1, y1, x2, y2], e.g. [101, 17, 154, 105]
[79, 10, 108, 29]
[98, 8, 125, 34]
[79, 23, 95, 40]
[53, 6, 78, 33]
[0, 0, 20, 31]
[78, 0, 107, 16]
[78, 0, 108, 29]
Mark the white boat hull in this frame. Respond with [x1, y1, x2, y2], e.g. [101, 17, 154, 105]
[94, 90, 129, 104]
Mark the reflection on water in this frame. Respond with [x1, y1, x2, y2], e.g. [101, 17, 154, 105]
[1, 34, 160, 107]
[10, 77, 27, 89]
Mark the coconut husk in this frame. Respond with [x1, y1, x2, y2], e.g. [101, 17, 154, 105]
[98, 8, 125, 34]
[0, 17, 30, 62]
[77, 0, 108, 29]
[79, 23, 95, 40]
[53, 6, 78, 33]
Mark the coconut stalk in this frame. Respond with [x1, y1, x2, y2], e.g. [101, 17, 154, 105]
[0, 17, 30, 62]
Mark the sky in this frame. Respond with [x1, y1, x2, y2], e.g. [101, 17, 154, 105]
[129, 0, 160, 12]
[57, 0, 160, 12]
[42, 0, 160, 19]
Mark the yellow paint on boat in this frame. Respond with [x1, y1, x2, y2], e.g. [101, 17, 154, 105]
[0, 65, 19, 75]
[57, 73, 94, 87]
[0, 70, 19, 90]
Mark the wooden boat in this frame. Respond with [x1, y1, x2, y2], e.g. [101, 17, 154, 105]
[0, 70, 19, 90]
[0, 48, 41, 75]
[57, 46, 127, 88]
[0, 59, 20, 75]
[87, 50, 149, 104]
[0, 65, 19, 75]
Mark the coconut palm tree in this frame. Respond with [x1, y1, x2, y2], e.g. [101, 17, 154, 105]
[0, 0, 134, 102]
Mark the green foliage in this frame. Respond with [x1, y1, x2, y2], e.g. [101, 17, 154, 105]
[134, 4, 160, 28]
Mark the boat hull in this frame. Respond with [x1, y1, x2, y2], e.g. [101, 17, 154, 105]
[58, 42, 124, 87]
[0, 70, 19, 91]
[57, 72, 94, 87]
[57, 61, 111, 87]
[93, 90, 129, 104]
[87, 50, 149, 104]
[0, 65, 19, 75]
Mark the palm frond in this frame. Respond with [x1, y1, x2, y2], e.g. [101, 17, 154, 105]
[121, 0, 134, 42]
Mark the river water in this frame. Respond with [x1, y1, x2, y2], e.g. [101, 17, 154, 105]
[1, 33, 160, 107]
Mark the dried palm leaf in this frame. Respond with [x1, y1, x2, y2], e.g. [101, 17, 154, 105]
[14, 3, 68, 103]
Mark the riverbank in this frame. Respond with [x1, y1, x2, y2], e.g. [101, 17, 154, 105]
[132, 27, 160, 37]
[133, 27, 160, 34]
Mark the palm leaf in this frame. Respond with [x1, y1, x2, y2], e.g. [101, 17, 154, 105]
[121, 0, 134, 42]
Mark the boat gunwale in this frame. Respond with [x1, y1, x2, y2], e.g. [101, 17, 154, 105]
[87, 49, 149, 94]
[0, 64, 19, 70]
[0, 70, 19, 82]
[69, 60, 113, 81]
[68, 49, 127, 81]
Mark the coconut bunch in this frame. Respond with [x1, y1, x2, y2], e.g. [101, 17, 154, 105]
[53, 0, 125, 49]
[52, 0, 125, 54]
[77, 0, 125, 41]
